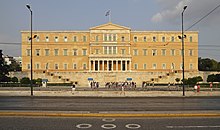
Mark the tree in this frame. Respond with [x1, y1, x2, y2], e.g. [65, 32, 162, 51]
[182, 76, 203, 85]
[207, 74, 220, 82]
[11, 77, 18, 83]
[0, 50, 10, 82]
[199, 57, 220, 71]
[20, 77, 30, 84]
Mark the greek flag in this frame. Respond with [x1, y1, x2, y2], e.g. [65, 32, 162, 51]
[105, 10, 110, 16]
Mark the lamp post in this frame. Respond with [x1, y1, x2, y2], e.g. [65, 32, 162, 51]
[26, 4, 35, 96]
[181, 5, 187, 96]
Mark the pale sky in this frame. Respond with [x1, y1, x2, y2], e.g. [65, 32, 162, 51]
[0, 0, 220, 61]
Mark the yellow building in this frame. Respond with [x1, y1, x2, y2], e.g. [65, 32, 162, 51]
[21, 22, 198, 86]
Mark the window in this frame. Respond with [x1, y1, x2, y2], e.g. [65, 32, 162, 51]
[35, 49, 40, 56]
[143, 64, 147, 70]
[162, 63, 166, 69]
[109, 34, 112, 41]
[64, 36, 67, 42]
[55, 36, 58, 42]
[152, 49, 157, 56]
[121, 36, 125, 42]
[171, 63, 175, 69]
[113, 46, 117, 54]
[134, 64, 138, 70]
[73, 36, 77, 42]
[54, 49, 59, 56]
[63, 49, 68, 56]
[55, 64, 59, 69]
[64, 64, 67, 70]
[26, 49, 31, 56]
[95, 36, 99, 42]
[73, 63, 77, 69]
[27, 36, 31, 43]
[83, 63, 87, 70]
[171, 49, 175, 56]
[180, 49, 184, 56]
[153, 64, 157, 69]
[45, 49, 49, 56]
[104, 34, 108, 41]
[153, 36, 156, 42]
[95, 49, 99, 54]
[171, 36, 175, 42]
[113, 34, 116, 41]
[144, 36, 147, 42]
[134, 36, 137, 42]
[162, 49, 166, 56]
[190, 64, 193, 70]
[121, 49, 126, 55]
[46, 36, 49, 42]
[104, 47, 108, 54]
[143, 49, 147, 56]
[109, 47, 112, 54]
[133, 49, 138, 56]
[36, 36, 40, 42]
[189, 49, 193, 56]
[82, 49, 87, 56]
[83, 36, 87, 42]
[190, 36, 193, 42]
[45, 63, 49, 69]
[27, 64, 31, 69]
[35, 63, 40, 69]
[162, 37, 165, 42]
[73, 49, 78, 56]
[180, 63, 183, 70]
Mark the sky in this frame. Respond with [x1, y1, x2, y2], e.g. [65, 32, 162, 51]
[0, 0, 220, 61]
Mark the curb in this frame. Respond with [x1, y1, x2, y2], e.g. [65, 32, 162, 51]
[1, 112, 220, 117]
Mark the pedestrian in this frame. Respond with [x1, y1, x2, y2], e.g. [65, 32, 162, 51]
[194, 84, 198, 93]
[72, 84, 75, 93]
[210, 82, 213, 91]
[197, 84, 200, 93]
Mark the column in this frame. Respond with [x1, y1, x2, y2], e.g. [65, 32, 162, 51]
[129, 60, 131, 71]
[102, 60, 104, 71]
[112, 60, 114, 71]
[89, 60, 91, 71]
[98, 60, 100, 71]
[93, 60, 95, 71]
[116, 60, 118, 72]
[121, 60, 123, 71]
[125, 60, 127, 71]
[107, 60, 109, 72]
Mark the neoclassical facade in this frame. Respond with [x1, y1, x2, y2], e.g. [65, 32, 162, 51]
[21, 22, 198, 86]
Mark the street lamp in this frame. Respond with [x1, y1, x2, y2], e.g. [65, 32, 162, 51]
[178, 5, 187, 96]
[26, 4, 36, 96]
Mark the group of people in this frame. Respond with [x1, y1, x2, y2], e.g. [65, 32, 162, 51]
[105, 81, 137, 89]
[90, 81, 99, 89]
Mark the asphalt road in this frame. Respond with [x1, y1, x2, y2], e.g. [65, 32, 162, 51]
[0, 96, 220, 112]
[0, 116, 220, 130]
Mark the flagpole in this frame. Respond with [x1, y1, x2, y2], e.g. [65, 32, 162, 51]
[109, 10, 111, 22]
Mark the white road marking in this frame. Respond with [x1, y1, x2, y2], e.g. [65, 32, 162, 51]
[125, 124, 141, 129]
[76, 123, 92, 129]
[102, 118, 116, 122]
[101, 124, 117, 129]
[166, 125, 220, 129]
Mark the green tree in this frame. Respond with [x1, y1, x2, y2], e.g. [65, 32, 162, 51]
[20, 77, 30, 84]
[11, 77, 18, 83]
[199, 57, 220, 71]
[175, 78, 180, 83]
[0, 50, 10, 82]
[207, 74, 220, 82]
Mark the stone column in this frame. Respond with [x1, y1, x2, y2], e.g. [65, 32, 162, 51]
[116, 60, 118, 72]
[107, 60, 109, 72]
[93, 60, 95, 71]
[112, 60, 114, 71]
[121, 60, 123, 71]
[125, 60, 127, 71]
[98, 60, 100, 71]
[129, 60, 131, 72]
[102, 60, 104, 71]
[89, 60, 91, 71]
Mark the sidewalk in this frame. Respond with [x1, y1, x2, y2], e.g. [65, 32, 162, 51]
[0, 89, 219, 97]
